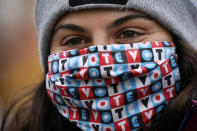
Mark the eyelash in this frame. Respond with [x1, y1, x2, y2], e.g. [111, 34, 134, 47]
[115, 29, 143, 42]
[62, 36, 89, 46]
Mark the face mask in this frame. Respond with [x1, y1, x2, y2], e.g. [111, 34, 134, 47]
[46, 41, 181, 131]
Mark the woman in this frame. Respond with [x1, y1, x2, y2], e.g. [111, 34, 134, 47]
[1, 0, 197, 131]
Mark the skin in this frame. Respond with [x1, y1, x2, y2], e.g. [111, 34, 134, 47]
[50, 9, 172, 53]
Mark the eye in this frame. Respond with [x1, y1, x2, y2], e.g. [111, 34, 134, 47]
[62, 36, 89, 46]
[118, 30, 139, 38]
[115, 29, 144, 43]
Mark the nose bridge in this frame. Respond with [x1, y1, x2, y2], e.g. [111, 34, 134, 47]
[91, 31, 110, 46]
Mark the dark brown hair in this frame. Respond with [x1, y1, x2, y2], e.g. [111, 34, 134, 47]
[1, 39, 197, 131]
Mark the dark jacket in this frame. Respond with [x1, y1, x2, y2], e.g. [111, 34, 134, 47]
[179, 100, 197, 131]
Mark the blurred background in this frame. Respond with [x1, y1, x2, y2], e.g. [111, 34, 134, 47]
[0, 0, 42, 123]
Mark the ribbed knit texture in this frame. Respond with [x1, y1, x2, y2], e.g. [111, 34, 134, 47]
[35, 0, 197, 72]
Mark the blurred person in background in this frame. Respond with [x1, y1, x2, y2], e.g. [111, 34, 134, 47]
[0, 0, 41, 116]
[1, 0, 197, 131]
[0, 0, 41, 130]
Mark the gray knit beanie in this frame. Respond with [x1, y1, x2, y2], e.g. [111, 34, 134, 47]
[35, 0, 197, 73]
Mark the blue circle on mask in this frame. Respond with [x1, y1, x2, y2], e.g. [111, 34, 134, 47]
[73, 70, 78, 74]
[70, 50, 77, 55]
[55, 95, 64, 105]
[152, 82, 162, 92]
[144, 63, 156, 69]
[89, 46, 97, 52]
[142, 50, 153, 61]
[53, 61, 59, 73]
[89, 68, 99, 78]
[101, 112, 111, 123]
[50, 76, 56, 82]
[156, 105, 164, 113]
[163, 41, 170, 46]
[95, 88, 107, 97]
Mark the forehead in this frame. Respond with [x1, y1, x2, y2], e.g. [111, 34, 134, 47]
[56, 8, 148, 26]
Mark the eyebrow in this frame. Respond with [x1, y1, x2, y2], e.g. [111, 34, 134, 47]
[52, 14, 153, 37]
[53, 24, 86, 36]
[107, 14, 153, 29]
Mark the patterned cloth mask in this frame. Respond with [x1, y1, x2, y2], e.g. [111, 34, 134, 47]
[46, 41, 181, 131]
